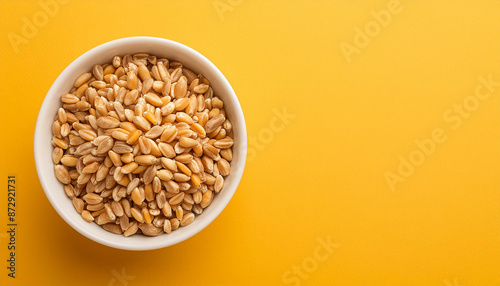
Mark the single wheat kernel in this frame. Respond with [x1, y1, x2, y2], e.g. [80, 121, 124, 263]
[92, 65, 104, 81]
[130, 207, 144, 223]
[179, 137, 198, 148]
[145, 125, 164, 139]
[142, 207, 153, 224]
[162, 200, 172, 217]
[138, 223, 162, 236]
[176, 161, 192, 177]
[97, 116, 120, 129]
[170, 218, 180, 231]
[214, 175, 224, 193]
[87, 203, 104, 211]
[169, 192, 185, 205]
[133, 116, 151, 131]
[54, 165, 71, 184]
[72, 197, 84, 213]
[132, 154, 154, 166]
[180, 212, 195, 226]
[123, 221, 138, 237]
[83, 193, 103, 204]
[144, 183, 154, 202]
[131, 187, 145, 205]
[175, 205, 184, 220]
[200, 190, 213, 208]
[144, 92, 163, 107]
[74, 72, 92, 88]
[121, 162, 138, 174]
[103, 223, 122, 234]
[191, 174, 201, 188]
[81, 210, 94, 222]
[52, 147, 63, 164]
[121, 152, 134, 164]
[119, 215, 130, 231]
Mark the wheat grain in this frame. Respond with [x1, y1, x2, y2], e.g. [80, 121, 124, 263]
[52, 54, 234, 236]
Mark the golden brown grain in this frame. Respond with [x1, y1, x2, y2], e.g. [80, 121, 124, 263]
[144, 92, 163, 107]
[220, 148, 233, 161]
[191, 174, 201, 188]
[130, 207, 144, 223]
[202, 144, 220, 161]
[81, 210, 94, 222]
[139, 223, 162, 236]
[174, 97, 190, 111]
[52, 147, 63, 164]
[157, 143, 175, 159]
[133, 116, 151, 131]
[119, 215, 130, 231]
[170, 218, 180, 231]
[179, 137, 198, 148]
[111, 129, 129, 141]
[72, 197, 84, 213]
[217, 158, 231, 176]
[169, 192, 185, 205]
[134, 154, 156, 165]
[131, 187, 145, 205]
[143, 165, 156, 184]
[54, 165, 71, 184]
[142, 207, 153, 224]
[92, 65, 104, 81]
[63, 184, 75, 198]
[200, 190, 213, 208]
[180, 212, 195, 226]
[214, 175, 224, 193]
[123, 221, 138, 237]
[96, 116, 120, 129]
[214, 138, 234, 149]
[145, 125, 164, 139]
[121, 162, 138, 174]
[175, 153, 193, 164]
[111, 201, 124, 217]
[205, 114, 225, 134]
[74, 72, 92, 88]
[103, 223, 122, 234]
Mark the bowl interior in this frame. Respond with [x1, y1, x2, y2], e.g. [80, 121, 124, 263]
[34, 37, 246, 250]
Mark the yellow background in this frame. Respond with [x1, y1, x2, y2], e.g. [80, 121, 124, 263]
[1, 0, 499, 285]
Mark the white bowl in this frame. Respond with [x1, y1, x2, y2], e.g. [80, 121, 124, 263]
[34, 37, 247, 250]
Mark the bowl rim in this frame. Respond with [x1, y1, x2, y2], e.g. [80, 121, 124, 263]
[34, 36, 247, 250]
